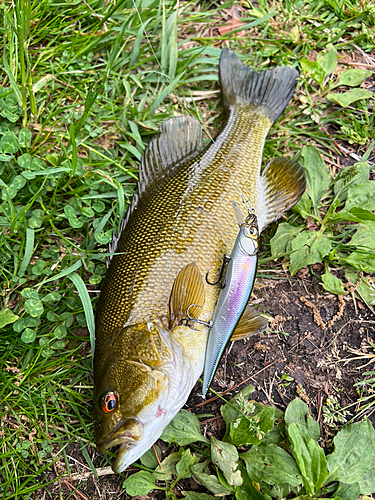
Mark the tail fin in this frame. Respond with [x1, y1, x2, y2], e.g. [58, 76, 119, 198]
[219, 49, 299, 121]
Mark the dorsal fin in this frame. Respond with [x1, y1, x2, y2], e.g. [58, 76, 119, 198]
[169, 263, 205, 329]
[257, 157, 306, 231]
[107, 117, 203, 266]
[139, 116, 203, 196]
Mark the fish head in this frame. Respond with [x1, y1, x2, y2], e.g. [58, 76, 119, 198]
[93, 320, 195, 473]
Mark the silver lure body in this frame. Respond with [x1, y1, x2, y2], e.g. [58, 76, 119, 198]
[202, 207, 259, 395]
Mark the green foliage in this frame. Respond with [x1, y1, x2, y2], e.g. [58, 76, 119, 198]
[160, 409, 210, 446]
[271, 145, 375, 305]
[124, 389, 375, 499]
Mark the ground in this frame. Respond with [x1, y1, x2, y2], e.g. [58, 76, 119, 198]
[37, 270, 375, 499]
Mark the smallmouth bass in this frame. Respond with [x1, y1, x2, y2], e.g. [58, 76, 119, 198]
[93, 49, 306, 473]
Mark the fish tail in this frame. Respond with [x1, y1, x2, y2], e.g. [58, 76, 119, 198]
[219, 49, 299, 121]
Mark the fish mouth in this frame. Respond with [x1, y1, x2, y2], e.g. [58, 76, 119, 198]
[96, 418, 143, 455]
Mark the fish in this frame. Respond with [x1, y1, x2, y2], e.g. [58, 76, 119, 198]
[201, 200, 267, 396]
[93, 48, 306, 473]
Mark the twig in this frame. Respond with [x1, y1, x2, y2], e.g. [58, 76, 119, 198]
[153, 444, 163, 469]
[63, 480, 89, 500]
[63, 466, 114, 481]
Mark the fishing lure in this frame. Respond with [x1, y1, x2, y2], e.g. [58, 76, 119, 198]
[202, 200, 267, 396]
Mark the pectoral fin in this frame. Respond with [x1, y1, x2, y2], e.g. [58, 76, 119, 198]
[231, 306, 268, 341]
[258, 157, 306, 231]
[169, 263, 205, 329]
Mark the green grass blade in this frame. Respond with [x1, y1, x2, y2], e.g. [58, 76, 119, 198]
[18, 226, 34, 277]
[43, 259, 83, 284]
[168, 8, 178, 80]
[78, 439, 99, 479]
[68, 272, 95, 354]
[2, 48, 22, 106]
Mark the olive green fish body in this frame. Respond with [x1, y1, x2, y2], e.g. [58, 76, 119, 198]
[93, 49, 306, 473]
[96, 107, 270, 335]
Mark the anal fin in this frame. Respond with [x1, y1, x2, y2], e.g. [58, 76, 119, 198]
[258, 157, 306, 231]
[169, 263, 205, 329]
[231, 305, 268, 341]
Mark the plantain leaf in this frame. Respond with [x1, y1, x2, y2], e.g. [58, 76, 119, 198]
[334, 482, 360, 500]
[345, 181, 375, 212]
[220, 384, 255, 429]
[192, 470, 233, 497]
[345, 269, 375, 306]
[317, 44, 337, 76]
[235, 462, 271, 500]
[336, 69, 372, 87]
[288, 422, 328, 495]
[123, 471, 156, 497]
[359, 467, 375, 495]
[289, 231, 332, 276]
[346, 221, 375, 251]
[342, 251, 375, 274]
[230, 404, 275, 446]
[176, 449, 199, 479]
[140, 445, 161, 469]
[185, 493, 217, 500]
[153, 452, 180, 481]
[161, 409, 209, 445]
[211, 437, 242, 486]
[270, 223, 303, 258]
[285, 398, 320, 441]
[327, 419, 375, 484]
[294, 192, 312, 219]
[301, 146, 330, 209]
[300, 59, 325, 87]
[333, 161, 369, 201]
[327, 89, 373, 107]
[321, 271, 346, 295]
[241, 443, 302, 487]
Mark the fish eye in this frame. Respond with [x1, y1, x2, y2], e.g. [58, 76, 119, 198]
[101, 392, 118, 413]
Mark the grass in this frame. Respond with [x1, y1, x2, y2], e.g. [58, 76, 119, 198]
[0, 0, 375, 498]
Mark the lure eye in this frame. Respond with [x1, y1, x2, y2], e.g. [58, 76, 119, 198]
[101, 392, 117, 413]
[245, 225, 258, 238]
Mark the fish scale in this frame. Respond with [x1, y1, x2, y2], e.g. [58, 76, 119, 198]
[93, 48, 306, 473]
[96, 109, 270, 338]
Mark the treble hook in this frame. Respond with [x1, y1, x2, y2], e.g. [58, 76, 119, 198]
[181, 304, 212, 331]
[206, 254, 231, 288]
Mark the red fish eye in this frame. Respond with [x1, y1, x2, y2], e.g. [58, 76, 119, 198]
[102, 392, 117, 413]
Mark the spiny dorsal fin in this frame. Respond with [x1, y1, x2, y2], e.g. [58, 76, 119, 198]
[169, 263, 205, 329]
[219, 49, 299, 121]
[257, 157, 306, 231]
[107, 117, 203, 266]
[231, 305, 268, 341]
[139, 116, 203, 196]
